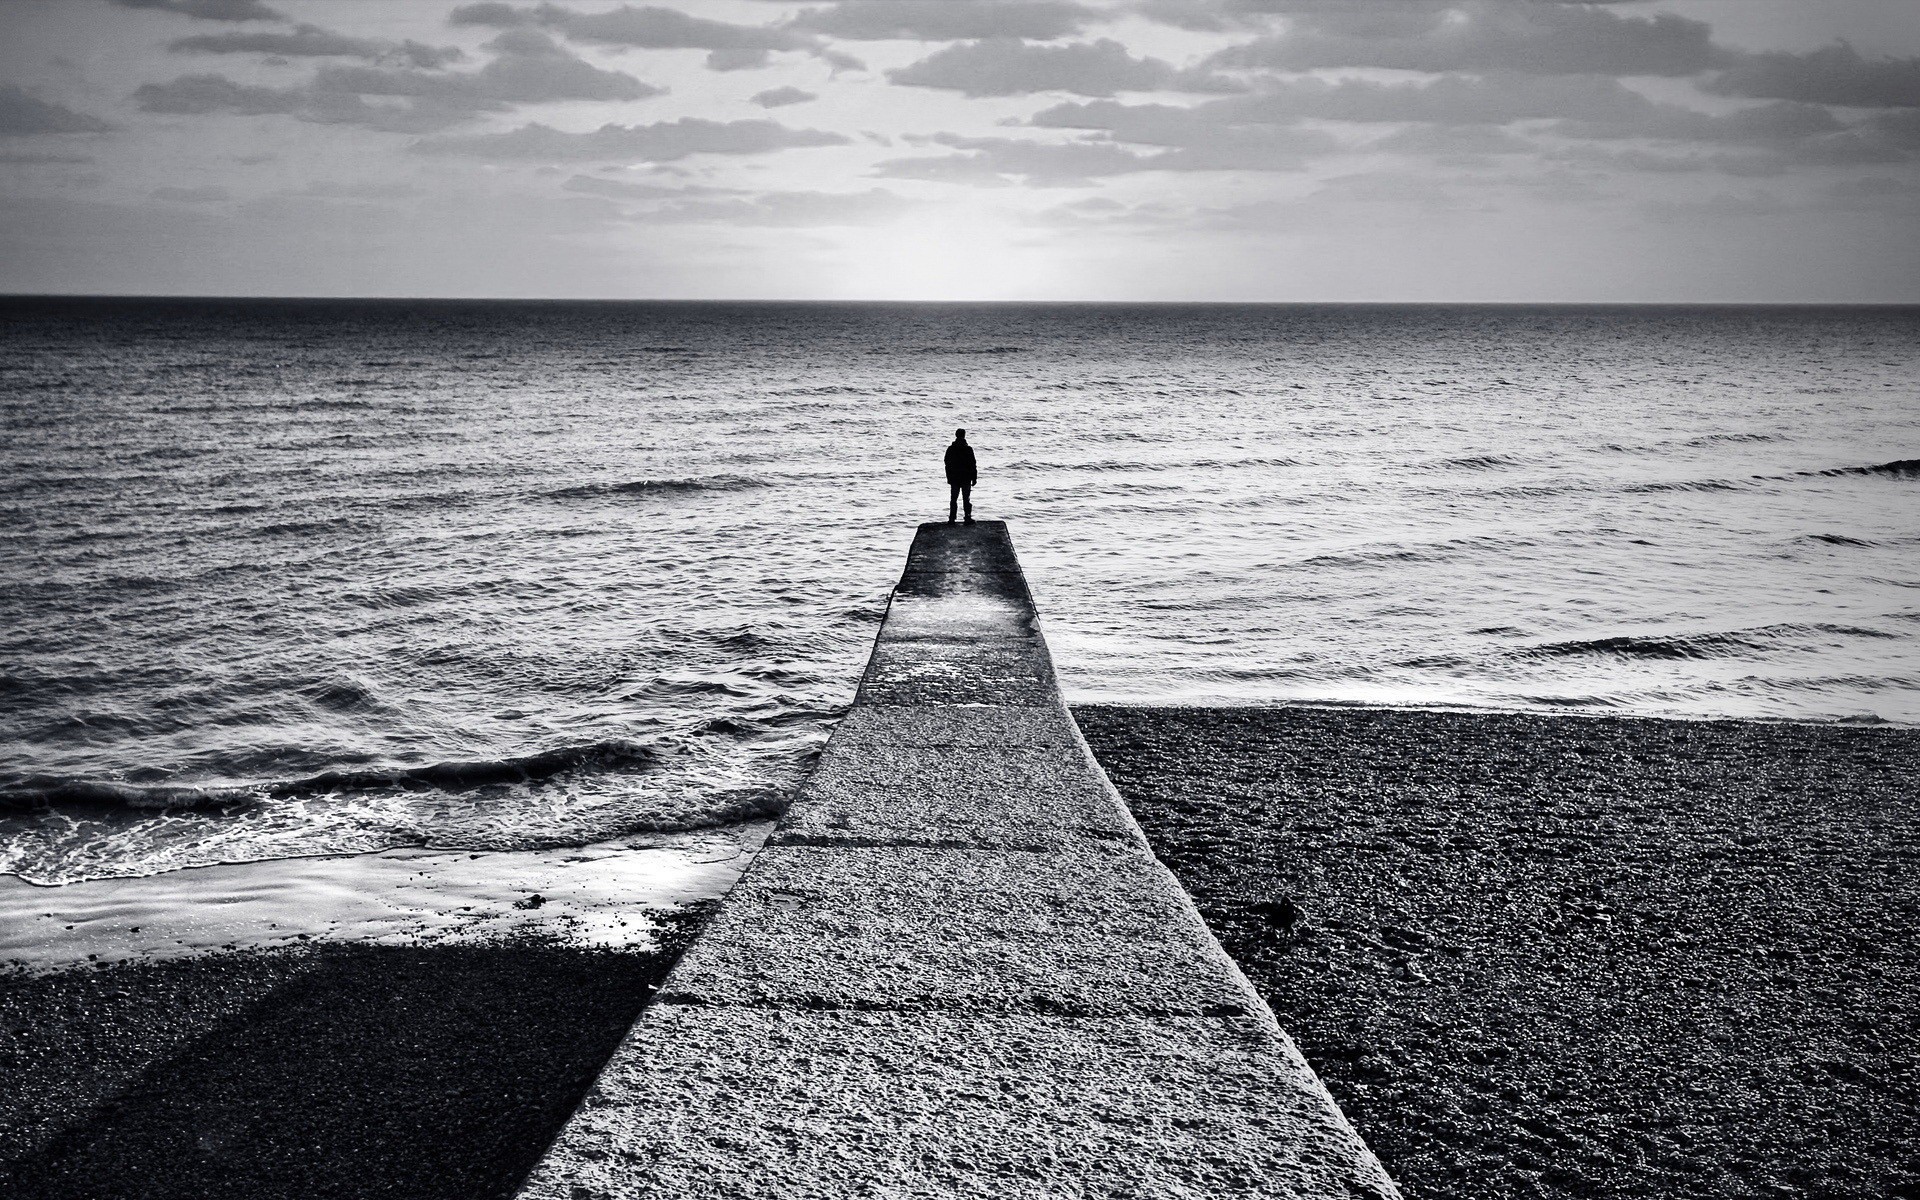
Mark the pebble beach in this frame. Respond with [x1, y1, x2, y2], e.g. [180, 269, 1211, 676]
[1079, 704, 1920, 1200]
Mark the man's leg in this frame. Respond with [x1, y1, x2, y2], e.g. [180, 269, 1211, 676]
[962, 485, 973, 523]
[948, 484, 959, 522]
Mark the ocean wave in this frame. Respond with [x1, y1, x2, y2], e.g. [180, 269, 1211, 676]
[1427, 453, 1525, 470]
[1802, 533, 1877, 547]
[1801, 458, 1920, 480]
[1295, 534, 1530, 569]
[1622, 457, 1916, 494]
[0, 740, 657, 815]
[768, 385, 875, 397]
[1517, 622, 1898, 662]
[545, 474, 768, 500]
[870, 345, 1029, 356]
[1623, 478, 1749, 493]
[1683, 432, 1778, 446]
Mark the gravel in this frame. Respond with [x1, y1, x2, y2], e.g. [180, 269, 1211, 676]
[0, 908, 711, 1200]
[1075, 704, 1920, 1200]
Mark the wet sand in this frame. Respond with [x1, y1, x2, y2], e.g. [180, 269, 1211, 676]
[1077, 705, 1920, 1200]
[0, 910, 709, 1200]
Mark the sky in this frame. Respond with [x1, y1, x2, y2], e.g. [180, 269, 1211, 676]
[1, 0, 1917, 301]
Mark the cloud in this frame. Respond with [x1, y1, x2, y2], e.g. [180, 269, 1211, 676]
[135, 31, 662, 132]
[1031, 75, 1661, 138]
[135, 74, 304, 116]
[1706, 43, 1920, 110]
[0, 85, 115, 135]
[333, 29, 657, 104]
[1369, 123, 1535, 157]
[1647, 189, 1794, 222]
[1548, 144, 1790, 178]
[450, 3, 814, 70]
[1550, 100, 1845, 146]
[0, 152, 96, 164]
[414, 117, 851, 161]
[152, 184, 231, 201]
[874, 133, 1151, 185]
[1818, 175, 1920, 213]
[168, 24, 466, 68]
[645, 187, 919, 225]
[790, 1, 1099, 42]
[1032, 76, 1864, 177]
[112, 0, 282, 20]
[888, 38, 1239, 98]
[874, 123, 1328, 184]
[751, 86, 817, 108]
[1206, 2, 1718, 77]
[295, 180, 425, 199]
[561, 173, 737, 198]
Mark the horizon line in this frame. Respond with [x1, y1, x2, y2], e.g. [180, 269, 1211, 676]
[6, 293, 1919, 308]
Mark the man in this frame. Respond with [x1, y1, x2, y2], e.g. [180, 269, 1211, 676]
[944, 428, 977, 524]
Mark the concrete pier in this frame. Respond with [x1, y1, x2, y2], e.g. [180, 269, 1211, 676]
[518, 522, 1398, 1199]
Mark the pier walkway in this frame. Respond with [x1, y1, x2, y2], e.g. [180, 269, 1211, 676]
[518, 521, 1398, 1199]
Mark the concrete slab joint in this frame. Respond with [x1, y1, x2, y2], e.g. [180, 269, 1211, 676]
[518, 520, 1400, 1200]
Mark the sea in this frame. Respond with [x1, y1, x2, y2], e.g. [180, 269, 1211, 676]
[2, 298, 1916, 959]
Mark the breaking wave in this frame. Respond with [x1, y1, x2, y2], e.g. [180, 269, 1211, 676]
[546, 474, 768, 500]
[0, 739, 657, 815]
[1515, 623, 1899, 662]
[1801, 458, 1920, 480]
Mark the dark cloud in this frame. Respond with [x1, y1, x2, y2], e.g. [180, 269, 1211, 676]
[791, 1, 1099, 42]
[0, 85, 116, 135]
[135, 74, 304, 117]
[1206, 2, 1718, 77]
[1138, 0, 1671, 35]
[414, 117, 851, 161]
[341, 29, 658, 104]
[888, 38, 1239, 98]
[1706, 43, 1920, 110]
[450, 3, 812, 71]
[169, 24, 384, 58]
[751, 86, 818, 108]
[136, 31, 661, 132]
[169, 24, 466, 69]
[112, 0, 282, 20]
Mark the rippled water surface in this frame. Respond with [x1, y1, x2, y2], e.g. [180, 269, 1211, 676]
[4, 298, 1916, 883]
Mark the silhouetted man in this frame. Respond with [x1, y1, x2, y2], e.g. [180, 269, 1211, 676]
[945, 428, 976, 524]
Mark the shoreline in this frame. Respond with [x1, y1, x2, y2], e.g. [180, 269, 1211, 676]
[0, 824, 769, 975]
[7, 702, 1914, 1197]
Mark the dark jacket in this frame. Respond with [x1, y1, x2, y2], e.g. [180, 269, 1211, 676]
[944, 440, 977, 486]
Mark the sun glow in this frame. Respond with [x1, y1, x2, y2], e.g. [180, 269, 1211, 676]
[828, 202, 1069, 301]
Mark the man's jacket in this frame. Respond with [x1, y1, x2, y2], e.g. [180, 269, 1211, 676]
[944, 441, 977, 486]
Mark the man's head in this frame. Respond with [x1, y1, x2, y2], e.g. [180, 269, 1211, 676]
[954, 428, 967, 441]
